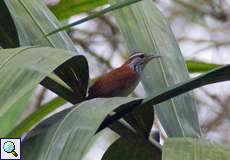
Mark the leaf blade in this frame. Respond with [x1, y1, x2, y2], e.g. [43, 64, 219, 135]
[163, 138, 230, 160]
[45, 0, 142, 36]
[4, 0, 89, 97]
[22, 97, 141, 160]
[110, 0, 201, 137]
[7, 97, 66, 138]
[186, 60, 220, 73]
[102, 137, 161, 160]
[50, 0, 107, 20]
[0, 47, 74, 137]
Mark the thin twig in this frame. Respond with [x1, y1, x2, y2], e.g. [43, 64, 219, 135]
[174, 0, 227, 21]
[20, 87, 47, 120]
[201, 89, 230, 133]
[74, 38, 113, 69]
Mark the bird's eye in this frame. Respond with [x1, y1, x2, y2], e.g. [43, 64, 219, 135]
[140, 54, 145, 58]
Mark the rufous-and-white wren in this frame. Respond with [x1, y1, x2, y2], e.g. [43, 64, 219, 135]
[86, 52, 160, 100]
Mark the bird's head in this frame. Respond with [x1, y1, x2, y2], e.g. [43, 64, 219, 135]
[126, 52, 161, 73]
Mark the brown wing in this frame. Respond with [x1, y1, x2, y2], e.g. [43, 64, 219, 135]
[88, 65, 139, 98]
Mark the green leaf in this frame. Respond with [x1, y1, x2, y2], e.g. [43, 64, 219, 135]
[163, 138, 230, 160]
[4, 0, 89, 99]
[7, 97, 66, 138]
[186, 60, 220, 73]
[21, 98, 142, 141]
[41, 77, 77, 104]
[41, 55, 89, 104]
[45, 0, 142, 36]
[0, 47, 75, 137]
[22, 97, 141, 160]
[50, 0, 107, 20]
[102, 137, 161, 160]
[123, 102, 154, 137]
[4, 0, 76, 50]
[110, 0, 200, 137]
[53, 56, 89, 100]
[2, 90, 33, 138]
[143, 65, 230, 106]
[24, 107, 73, 141]
[22, 122, 60, 160]
[0, 1, 19, 48]
[103, 120, 161, 160]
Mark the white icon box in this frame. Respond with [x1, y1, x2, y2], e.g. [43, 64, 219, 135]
[1, 138, 21, 160]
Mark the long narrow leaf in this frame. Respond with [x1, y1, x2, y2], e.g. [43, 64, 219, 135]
[40, 77, 77, 104]
[144, 65, 230, 105]
[102, 137, 160, 160]
[50, 0, 107, 20]
[45, 0, 142, 37]
[163, 138, 230, 160]
[4, 0, 89, 98]
[23, 107, 73, 141]
[2, 90, 33, 138]
[41, 55, 89, 103]
[7, 97, 66, 138]
[186, 60, 220, 73]
[120, 102, 154, 137]
[110, 0, 200, 137]
[22, 97, 141, 160]
[53, 56, 89, 99]
[4, 0, 75, 50]
[0, 47, 74, 137]
[22, 99, 142, 141]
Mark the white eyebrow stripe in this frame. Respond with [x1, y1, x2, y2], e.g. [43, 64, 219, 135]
[129, 52, 145, 59]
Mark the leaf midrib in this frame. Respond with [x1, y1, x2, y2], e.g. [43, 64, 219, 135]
[140, 7, 185, 136]
[18, 0, 55, 46]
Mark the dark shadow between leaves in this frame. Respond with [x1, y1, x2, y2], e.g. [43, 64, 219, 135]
[0, 1, 19, 48]
[40, 55, 89, 104]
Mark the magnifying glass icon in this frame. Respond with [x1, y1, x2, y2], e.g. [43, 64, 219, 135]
[3, 141, 18, 157]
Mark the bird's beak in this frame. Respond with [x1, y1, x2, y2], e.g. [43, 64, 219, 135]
[146, 55, 161, 62]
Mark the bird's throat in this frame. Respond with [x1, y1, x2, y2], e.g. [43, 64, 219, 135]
[129, 63, 143, 74]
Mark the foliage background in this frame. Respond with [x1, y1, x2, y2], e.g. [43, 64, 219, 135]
[9, 0, 229, 159]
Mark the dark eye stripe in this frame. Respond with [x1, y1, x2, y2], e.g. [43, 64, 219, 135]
[129, 53, 145, 59]
[140, 54, 144, 58]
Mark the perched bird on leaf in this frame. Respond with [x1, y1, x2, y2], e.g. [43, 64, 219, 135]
[87, 52, 160, 99]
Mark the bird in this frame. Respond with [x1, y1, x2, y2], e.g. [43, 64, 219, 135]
[86, 52, 160, 99]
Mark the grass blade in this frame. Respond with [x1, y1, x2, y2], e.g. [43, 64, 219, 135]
[50, 0, 107, 20]
[45, 0, 142, 37]
[4, 0, 89, 98]
[22, 97, 141, 160]
[0, 47, 74, 136]
[186, 60, 220, 73]
[7, 97, 66, 138]
[110, 0, 200, 137]
[102, 137, 161, 160]
[163, 138, 230, 160]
